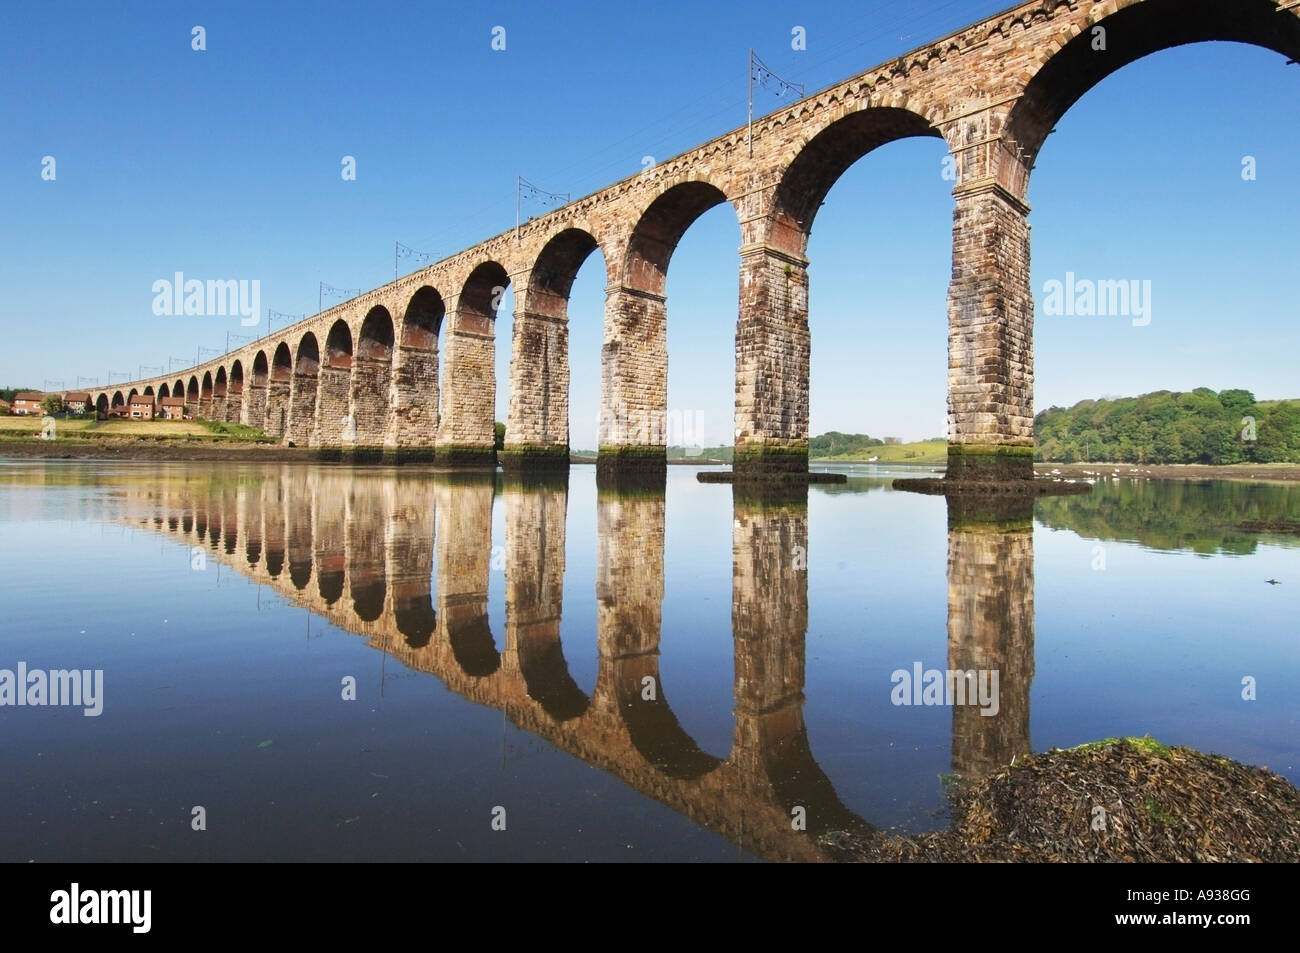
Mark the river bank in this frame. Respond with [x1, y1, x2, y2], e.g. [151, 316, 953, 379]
[827, 737, 1300, 862]
[5, 437, 1300, 481]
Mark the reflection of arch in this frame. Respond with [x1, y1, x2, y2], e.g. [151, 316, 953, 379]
[1006, 0, 1300, 167]
[318, 564, 344, 605]
[625, 181, 729, 296]
[768, 107, 938, 256]
[519, 640, 588, 722]
[395, 598, 436, 649]
[615, 661, 720, 780]
[448, 613, 500, 677]
[352, 576, 385, 622]
[759, 717, 875, 840]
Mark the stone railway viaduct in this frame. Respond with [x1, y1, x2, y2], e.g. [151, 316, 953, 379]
[87, 0, 1300, 479]
[77, 466, 1036, 861]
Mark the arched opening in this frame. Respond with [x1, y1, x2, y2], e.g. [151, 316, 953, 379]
[507, 228, 607, 461]
[287, 333, 320, 446]
[353, 307, 395, 446]
[603, 180, 733, 465]
[158, 383, 170, 399]
[96, 394, 109, 418]
[441, 261, 508, 461]
[200, 372, 213, 418]
[143, 385, 155, 397]
[392, 286, 444, 446]
[1008, 4, 1300, 465]
[213, 366, 228, 421]
[246, 352, 268, 430]
[317, 320, 353, 446]
[227, 361, 244, 423]
[773, 108, 949, 460]
[265, 341, 292, 438]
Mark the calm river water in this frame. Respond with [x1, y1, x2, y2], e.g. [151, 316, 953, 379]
[0, 460, 1296, 861]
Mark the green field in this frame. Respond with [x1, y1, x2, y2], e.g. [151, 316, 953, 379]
[0, 417, 268, 441]
[812, 439, 947, 465]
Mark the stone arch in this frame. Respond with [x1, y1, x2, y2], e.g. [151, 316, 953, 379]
[287, 332, 320, 446]
[244, 354, 268, 429]
[504, 228, 607, 462]
[600, 181, 735, 461]
[436, 262, 510, 461]
[315, 320, 354, 446]
[390, 286, 445, 447]
[448, 613, 500, 678]
[158, 382, 171, 399]
[200, 372, 213, 417]
[212, 366, 228, 420]
[226, 361, 244, 423]
[187, 375, 200, 403]
[97, 393, 110, 417]
[768, 106, 941, 258]
[941, 0, 1300, 481]
[353, 306, 395, 446]
[265, 341, 293, 438]
[1006, 0, 1300, 173]
[143, 385, 155, 397]
[624, 181, 731, 297]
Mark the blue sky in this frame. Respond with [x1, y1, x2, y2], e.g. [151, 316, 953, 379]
[3, 0, 1297, 446]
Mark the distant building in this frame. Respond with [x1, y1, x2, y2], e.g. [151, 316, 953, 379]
[63, 391, 90, 413]
[12, 392, 44, 415]
[128, 394, 155, 420]
[159, 396, 185, 420]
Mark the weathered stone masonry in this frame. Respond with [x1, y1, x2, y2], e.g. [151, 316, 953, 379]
[88, 0, 1300, 479]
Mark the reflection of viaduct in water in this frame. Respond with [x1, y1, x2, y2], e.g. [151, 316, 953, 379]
[107, 468, 1033, 859]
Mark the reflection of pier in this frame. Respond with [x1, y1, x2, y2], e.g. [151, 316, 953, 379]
[82, 465, 1035, 860]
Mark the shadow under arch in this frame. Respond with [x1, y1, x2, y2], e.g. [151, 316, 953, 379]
[625, 179, 731, 297]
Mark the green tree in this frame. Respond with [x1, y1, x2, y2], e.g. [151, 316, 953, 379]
[494, 421, 505, 450]
[40, 394, 64, 416]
